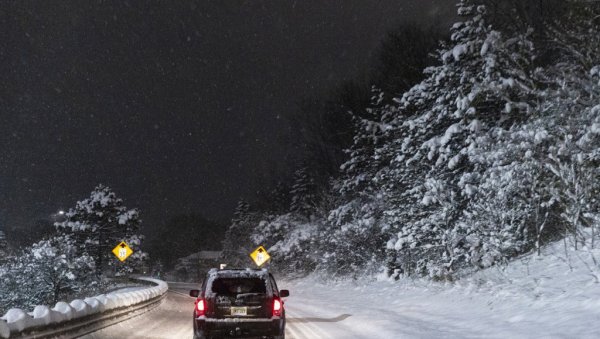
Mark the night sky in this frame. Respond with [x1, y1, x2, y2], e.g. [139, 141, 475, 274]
[0, 1, 454, 238]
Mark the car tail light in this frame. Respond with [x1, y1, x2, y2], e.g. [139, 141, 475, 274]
[273, 298, 282, 317]
[196, 298, 206, 316]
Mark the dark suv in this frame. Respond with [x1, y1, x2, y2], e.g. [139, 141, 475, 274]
[189, 268, 289, 339]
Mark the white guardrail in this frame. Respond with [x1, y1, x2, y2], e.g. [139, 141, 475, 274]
[0, 277, 168, 338]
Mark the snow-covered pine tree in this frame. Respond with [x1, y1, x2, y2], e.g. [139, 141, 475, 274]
[118, 234, 148, 275]
[289, 166, 319, 218]
[320, 91, 403, 277]
[221, 199, 260, 267]
[252, 212, 319, 275]
[541, 3, 600, 248]
[269, 181, 292, 215]
[377, 0, 539, 278]
[457, 0, 600, 265]
[459, 122, 549, 268]
[0, 229, 7, 259]
[338, 87, 394, 196]
[54, 185, 144, 277]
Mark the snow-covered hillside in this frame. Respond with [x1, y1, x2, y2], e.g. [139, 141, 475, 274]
[282, 238, 600, 338]
[221, 0, 600, 284]
[50, 240, 600, 338]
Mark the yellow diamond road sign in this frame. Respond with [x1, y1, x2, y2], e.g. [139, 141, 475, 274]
[250, 246, 270, 267]
[112, 241, 133, 262]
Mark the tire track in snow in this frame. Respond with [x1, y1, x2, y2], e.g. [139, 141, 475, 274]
[286, 312, 329, 338]
[285, 319, 304, 339]
[285, 302, 341, 339]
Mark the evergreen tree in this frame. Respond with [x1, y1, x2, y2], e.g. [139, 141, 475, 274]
[290, 167, 319, 218]
[459, 0, 600, 265]
[241, 0, 599, 281]
[0, 229, 7, 259]
[221, 199, 259, 267]
[54, 185, 145, 276]
[367, 0, 538, 278]
[269, 181, 292, 215]
[338, 87, 393, 196]
[252, 212, 319, 275]
[545, 11, 600, 247]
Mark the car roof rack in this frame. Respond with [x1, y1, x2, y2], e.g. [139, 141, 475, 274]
[208, 267, 268, 275]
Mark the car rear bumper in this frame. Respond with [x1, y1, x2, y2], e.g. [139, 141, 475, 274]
[194, 316, 285, 338]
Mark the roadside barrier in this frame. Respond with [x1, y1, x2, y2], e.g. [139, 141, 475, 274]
[0, 277, 168, 338]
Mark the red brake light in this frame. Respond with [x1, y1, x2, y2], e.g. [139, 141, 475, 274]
[273, 298, 282, 316]
[196, 298, 206, 316]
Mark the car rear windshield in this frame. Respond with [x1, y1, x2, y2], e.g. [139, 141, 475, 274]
[211, 277, 266, 295]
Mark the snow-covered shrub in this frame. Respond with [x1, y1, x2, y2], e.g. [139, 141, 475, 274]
[252, 213, 318, 276]
[543, 85, 600, 248]
[322, 196, 388, 278]
[0, 235, 96, 313]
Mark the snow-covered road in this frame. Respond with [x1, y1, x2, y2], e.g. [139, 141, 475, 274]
[81, 283, 360, 339]
[81, 287, 193, 339]
[80, 282, 485, 339]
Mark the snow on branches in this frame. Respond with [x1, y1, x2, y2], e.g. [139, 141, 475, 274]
[54, 184, 146, 276]
[221, 0, 600, 281]
[0, 235, 96, 312]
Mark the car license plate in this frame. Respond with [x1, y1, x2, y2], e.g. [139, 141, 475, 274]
[230, 307, 247, 316]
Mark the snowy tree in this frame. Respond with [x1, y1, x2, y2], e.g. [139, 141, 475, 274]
[252, 213, 318, 275]
[338, 87, 394, 196]
[266, 181, 292, 215]
[456, 0, 600, 266]
[539, 2, 600, 248]
[312, 0, 543, 279]
[322, 197, 388, 278]
[543, 81, 600, 249]
[253, 181, 340, 276]
[54, 185, 145, 276]
[221, 199, 260, 267]
[117, 234, 148, 275]
[289, 166, 319, 218]
[372, 0, 539, 278]
[314, 89, 397, 276]
[0, 235, 96, 310]
[0, 230, 7, 259]
[460, 146, 539, 267]
[237, 0, 599, 280]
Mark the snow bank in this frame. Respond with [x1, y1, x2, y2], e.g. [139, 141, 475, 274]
[53, 302, 74, 321]
[0, 277, 167, 338]
[0, 309, 29, 333]
[283, 239, 600, 338]
[0, 322, 7, 339]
